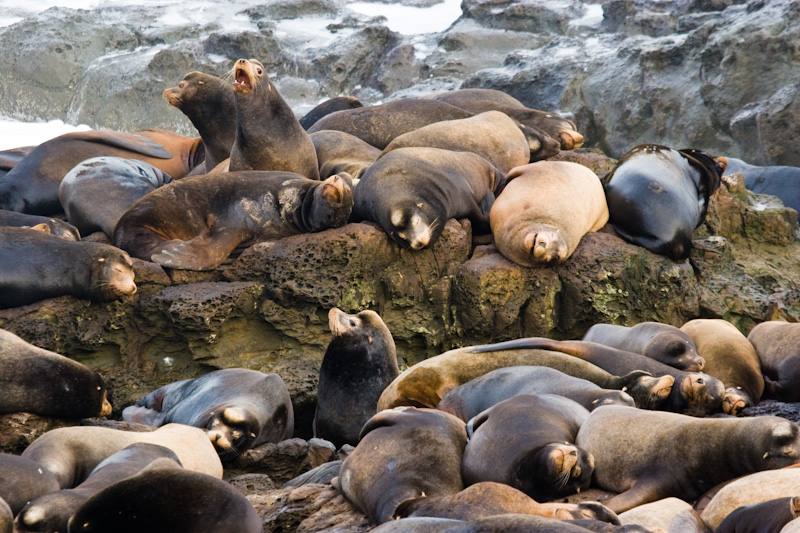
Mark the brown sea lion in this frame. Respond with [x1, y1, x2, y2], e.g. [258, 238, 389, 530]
[617, 498, 709, 533]
[582, 322, 704, 372]
[715, 496, 800, 533]
[0, 498, 9, 533]
[0, 227, 136, 308]
[490, 161, 609, 267]
[0, 454, 60, 516]
[680, 318, 764, 415]
[747, 321, 800, 402]
[229, 58, 319, 179]
[0, 145, 35, 176]
[576, 405, 800, 513]
[310, 129, 381, 180]
[0, 208, 80, 240]
[112, 171, 352, 271]
[300, 96, 364, 130]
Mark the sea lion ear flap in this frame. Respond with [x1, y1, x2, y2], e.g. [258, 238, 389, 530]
[24, 223, 51, 234]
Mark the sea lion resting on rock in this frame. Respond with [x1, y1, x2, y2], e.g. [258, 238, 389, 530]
[715, 497, 800, 533]
[123, 368, 294, 461]
[310, 130, 381, 180]
[724, 156, 800, 212]
[0, 208, 80, 240]
[300, 96, 364, 130]
[490, 161, 609, 267]
[113, 171, 352, 271]
[0, 227, 136, 308]
[576, 405, 800, 513]
[747, 321, 800, 402]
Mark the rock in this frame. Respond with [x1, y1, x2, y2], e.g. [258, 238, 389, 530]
[461, 0, 589, 34]
[229, 474, 277, 495]
[0, 413, 73, 454]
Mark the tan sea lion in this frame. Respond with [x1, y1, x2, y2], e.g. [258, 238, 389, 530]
[747, 321, 800, 402]
[618, 498, 709, 533]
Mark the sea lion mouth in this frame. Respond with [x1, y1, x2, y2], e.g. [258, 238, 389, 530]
[162, 88, 181, 107]
[99, 390, 112, 417]
[233, 67, 252, 91]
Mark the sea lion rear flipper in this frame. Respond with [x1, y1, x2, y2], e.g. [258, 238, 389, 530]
[150, 227, 250, 271]
[65, 131, 173, 159]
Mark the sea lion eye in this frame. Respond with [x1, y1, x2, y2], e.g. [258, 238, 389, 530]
[349, 320, 356, 326]
[697, 378, 704, 384]
[178, 82, 185, 88]
[256, 67, 263, 75]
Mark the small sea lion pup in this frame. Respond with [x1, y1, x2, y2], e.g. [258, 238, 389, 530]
[229, 58, 319, 179]
[462, 394, 595, 502]
[0, 328, 112, 419]
[113, 170, 352, 271]
[310, 130, 381, 180]
[59, 156, 173, 238]
[352, 147, 506, 250]
[333, 407, 467, 525]
[122, 368, 293, 461]
[314, 308, 400, 448]
[490, 161, 609, 267]
[680, 318, 764, 415]
[0, 227, 136, 308]
[0, 208, 80, 240]
[748, 321, 800, 402]
[602, 144, 726, 260]
[576, 405, 800, 513]
[300, 96, 364, 130]
[582, 322, 704, 371]
[67, 458, 262, 533]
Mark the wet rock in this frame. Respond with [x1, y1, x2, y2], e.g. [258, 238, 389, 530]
[461, 0, 588, 34]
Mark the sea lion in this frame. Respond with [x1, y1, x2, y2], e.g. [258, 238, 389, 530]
[715, 496, 800, 533]
[438, 366, 635, 422]
[461, 394, 594, 502]
[617, 498, 709, 533]
[679, 318, 764, 415]
[113, 170, 352, 270]
[0, 145, 35, 176]
[122, 368, 293, 461]
[229, 58, 319, 179]
[313, 308, 399, 448]
[334, 407, 467, 525]
[21, 423, 222, 489]
[59, 156, 173, 237]
[747, 321, 800, 402]
[0, 328, 112, 419]
[724, 157, 800, 212]
[380, 111, 532, 173]
[0, 208, 80, 240]
[377, 343, 669, 412]
[601, 144, 726, 260]
[163, 71, 236, 172]
[582, 322, 704, 371]
[310, 129, 381, 180]
[465, 337, 725, 416]
[67, 458, 262, 533]
[422, 88, 584, 151]
[300, 96, 364, 130]
[352, 147, 505, 249]
[0, 454, 60, 515]
[0, 227, 136, 308]
[576, 405, 800, 513]
[0, 129, 204, 215]
[15, 443, 182, 533]
[368, 517, 464, 532]
[490, 161, 609, 266]
[0, 499, 9, 533]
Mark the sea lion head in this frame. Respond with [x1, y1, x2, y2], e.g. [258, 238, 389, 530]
[722, 386, 750, 416]
[90, 249, 137, 301]
[205, 406, 260, 462]
[514, 443, 594, 501]
[386, 202, 442, 250]
[163, 71, 207, 108]
[522, 227, 568, 265]
[674, 372, 725, 416]
[231, 58, 266, 95]
[644, 333, 705, 372]
[307, 173, 353, 231]
[761, 419, 800, 469]
[624, 374, 675, 410]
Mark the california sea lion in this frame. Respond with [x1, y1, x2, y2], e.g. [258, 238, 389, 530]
[122, 368, 293, 461]
[0, 454, 60, 515]
[15, 443, 182, 533]
[21, 423, 223, 489]
[0, 208, 80, 240]
[679, 318, 764, 415]
[490, 161, 609, 266]
[583, 322, 704, 371]
[0, 129, 203, 215]
[314, 308, 399, 448]
[602, 144, 726, 260]
[0, 499, 9, 533]
[466, 337, 725, 416]
[438, 366, 635, 422]
[0, 328, 111, 419]
[67, 458, 262, 533]
[229, 58, 319, 179]
[334, 407, 467, 525]
[163, 71, 236, 171]
[353, 147, 505, 249]
[747, 321, 800, 402]
[617, 498, 709, 533]
[462, 394, 594, 502]
[715, 496, 800, 533]
[576, 405, 800, 513]
[300, 96, 364, 130]
[59, 156, 173, 237]
[0, 227, 136, 308]
[310, 129, 381, 180]
[112, 170, 352, 270]
[0, 145, 35, 176]
[724, 156, 800, 212]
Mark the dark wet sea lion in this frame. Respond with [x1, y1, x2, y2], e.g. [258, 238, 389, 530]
[163, 71, 236, 172]
[0, 145, 35, 175]
[437, 366, 635, 422]
[747, 321, 800, 402]
[576, 405, 800, 513]
[724, 156, 800, 212]
[310, 129, 381, 180]
[601, 144, 726, 260]
[0, 227, 136, 308]
[334, 407, 467, 525]
[113, 170, 352, 270]
[0, 454, 60, 515]
[715, 496, 800, 533]
[0, 208, 80, 240]
[0, 129, 203, 215]
[490, 161, 609, 266]
[314, 308, 399, 448]
[353, 147, 505, 249]
[229, 58, 319, 179]
[583, 322, 704, 371]
[300, 96, 364, 130]
[122, 368, 293, 461]
[59, 156, 173, 237]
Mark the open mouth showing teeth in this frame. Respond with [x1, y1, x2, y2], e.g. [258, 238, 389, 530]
[234, 68, 251, 88]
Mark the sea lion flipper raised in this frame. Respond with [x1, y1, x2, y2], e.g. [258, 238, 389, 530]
[150, 227, 249, 271]
[65, 131, 173, 159]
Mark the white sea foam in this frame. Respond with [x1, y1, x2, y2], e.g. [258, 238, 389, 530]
[0, 117, 92, 151]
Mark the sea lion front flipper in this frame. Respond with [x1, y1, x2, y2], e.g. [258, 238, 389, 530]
[65, 131, 173, 159]
[601, 477, 668, 514]
[150, 227, 250, 271]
